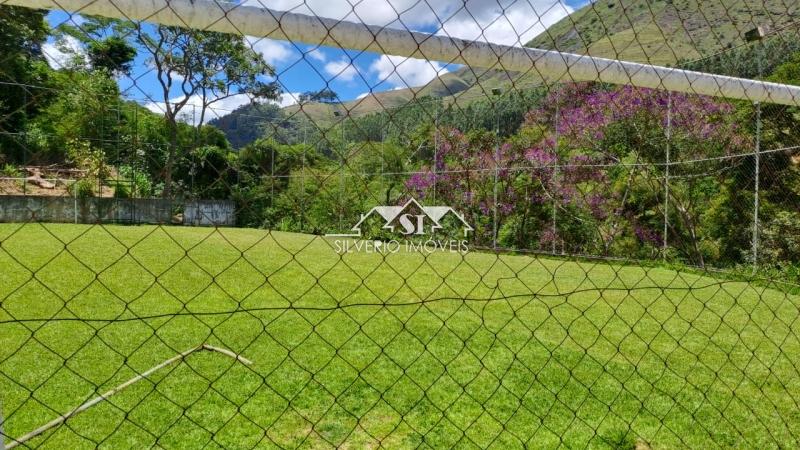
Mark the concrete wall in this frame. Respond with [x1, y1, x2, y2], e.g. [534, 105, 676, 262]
[0, 197, 236, 226]
[183, 200, 236, 227]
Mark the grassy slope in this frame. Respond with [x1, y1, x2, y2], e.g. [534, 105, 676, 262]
[282, 68, 524, 125]
[281, 0, 800, 124]
[1, 224, 799, 448]
[527, 0, 800, 65]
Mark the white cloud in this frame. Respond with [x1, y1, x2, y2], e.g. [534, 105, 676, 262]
[244, 0, 436, 28]
[244, 0, 573, 46]
[274, 92, 301, 108]
[356, 92, 371, 100]
[145, 94, 258, 125]
[42, 36, 87, 69]
[370, 55, 449, 89]
[145, 91, 302, 125]
[246, 37, 295, 66]
[241, 0, 574, 96]
[438, 1, 574, 46]
[306, 48, 327, 62]
[324, 59, 359, 82]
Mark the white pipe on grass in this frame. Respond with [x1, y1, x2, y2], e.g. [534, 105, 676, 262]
[4, 0, 800, 106]
[5, 344, 253, 449]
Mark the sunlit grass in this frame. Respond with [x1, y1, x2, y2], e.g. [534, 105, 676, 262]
[1, 223, 799, 449]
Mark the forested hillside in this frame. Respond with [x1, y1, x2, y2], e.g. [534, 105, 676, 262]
[528, 0, 800, 64]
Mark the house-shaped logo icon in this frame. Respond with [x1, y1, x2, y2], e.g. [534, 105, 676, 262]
[328, 198, 474, 238]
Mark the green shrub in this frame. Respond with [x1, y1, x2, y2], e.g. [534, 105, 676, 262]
[1, 163, 22, 178]
[118, 165, 153, 197]
[69, 178, 95, 198]
[761, 211, 800, 264]
[113, 181, 130, 198]
[66, 139, 110, 181]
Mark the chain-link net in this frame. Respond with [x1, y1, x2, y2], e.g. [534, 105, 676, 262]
[1, 0, 800, 448]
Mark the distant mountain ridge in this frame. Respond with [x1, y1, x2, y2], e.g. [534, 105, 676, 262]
[212, 0, 800, 147]
[527, 0, 800, 65]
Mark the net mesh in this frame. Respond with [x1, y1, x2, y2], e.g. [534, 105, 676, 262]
[1, 0, 800, 448]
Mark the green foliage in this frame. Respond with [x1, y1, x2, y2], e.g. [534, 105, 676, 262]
[234, 139, 319, 228]
[208, 102, 287, 149]
[0, 6, 49, 160]
[1, 163, 21, 178]
[341, 91, 545, 149]
[239, 139, 319, 180]
[270, 166, 368, 234]
[58, 16, 135, 75]
[681, 37, 800, 80]
[134, 23, 279, 195]
[528, 0, 800, 66]
[31, 71, 123, 162]
[112, 180, 130, 198]
[299, 88, 339, 104]
[87, 35, 137, 75]
[184, 145, 234, 199]
[761, 211, 800, 265]
[68, 178, 95, 198]
[118, 165, 153, 198]
[0, 6, 48, 56]
[66, 139, 109, 181]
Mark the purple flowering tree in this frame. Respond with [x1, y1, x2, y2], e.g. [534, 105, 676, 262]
[405, 83, 751, 263]
[406, 129, 519, 244]
[522, 83, 750, 263]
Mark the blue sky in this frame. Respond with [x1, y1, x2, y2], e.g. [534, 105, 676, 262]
[43, 0, 589, 123]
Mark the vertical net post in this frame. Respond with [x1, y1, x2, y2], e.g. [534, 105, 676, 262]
[380, 115, 385, 200]
[342, 117, 346, 231]
[299, 118, 307, 231]
[22, 88, 26, 197]
[73, 175, 78, 224]
[752, 36, 764, 271]
[492, 88, 502, 249]
[271, 141, 276, 210]
[433, 111, 438, 203]
[191, 104, 197, 199]
[663, 93, 672, 259]
[133, 103, 139, 225]
[552, 98, 560, 255]
[331, 111, 342, 230]
[753, 100, 761, 271]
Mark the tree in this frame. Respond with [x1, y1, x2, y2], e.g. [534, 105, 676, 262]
[0, 5, 49, 162]
[69, 18, 280, 196]
[235, 138, 319, 228]
[87, 36, 137, 75]
[299, 88, 339, 104]
[29, 70, 123, 162]
[134, 25, 279, 196]
[58, 17, 137, 75]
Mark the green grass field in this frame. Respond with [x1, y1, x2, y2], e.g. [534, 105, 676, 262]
[1, 223, 799, 449]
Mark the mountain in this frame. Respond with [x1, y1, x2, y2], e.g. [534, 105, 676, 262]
[213, 0, 800, 147]
[295, 0, 800, 120]
[527, 0, 800, 66]
[207, 102, 285, 149]
[281, 67, 525, 125]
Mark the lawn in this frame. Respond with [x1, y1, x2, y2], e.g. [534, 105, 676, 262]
[1, 223, 799, 449]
